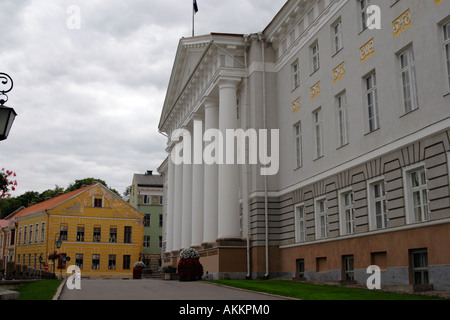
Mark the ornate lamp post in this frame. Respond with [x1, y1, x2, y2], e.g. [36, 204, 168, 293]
[0, 73, 17, 141]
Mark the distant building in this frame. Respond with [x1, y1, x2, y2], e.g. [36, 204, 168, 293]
[12, 183, 144, 279]
[158, 0, 450, 291]
[129, 171, 164, 270]
[0, 218, 17, 271]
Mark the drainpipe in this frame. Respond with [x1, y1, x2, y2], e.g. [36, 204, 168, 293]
[258, 32, 269, 279]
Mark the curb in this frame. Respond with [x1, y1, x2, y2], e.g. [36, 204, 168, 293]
[53, 278, 67, 300]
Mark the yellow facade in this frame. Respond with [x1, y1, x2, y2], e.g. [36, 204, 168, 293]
[14, 183, 144, 279]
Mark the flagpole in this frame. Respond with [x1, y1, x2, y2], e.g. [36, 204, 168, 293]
[192, 1, 195, 37]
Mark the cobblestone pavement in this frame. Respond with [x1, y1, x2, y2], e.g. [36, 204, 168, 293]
[58, 279, 290, 300]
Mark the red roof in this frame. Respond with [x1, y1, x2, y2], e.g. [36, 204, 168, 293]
[12, 184, 95, 219]
[0, 220, 9, 229]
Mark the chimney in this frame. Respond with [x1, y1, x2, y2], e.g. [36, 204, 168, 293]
[146, 170, 153, 176]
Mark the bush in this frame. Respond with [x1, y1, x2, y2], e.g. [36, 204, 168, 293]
[178, 258, 203, 281]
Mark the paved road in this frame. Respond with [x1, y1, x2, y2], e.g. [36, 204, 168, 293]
[58, 279, 289, 300]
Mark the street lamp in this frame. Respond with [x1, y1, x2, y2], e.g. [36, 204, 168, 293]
[0, 73, 17, 141]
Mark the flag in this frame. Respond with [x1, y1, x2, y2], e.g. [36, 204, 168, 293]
[193, 0, 198, 14]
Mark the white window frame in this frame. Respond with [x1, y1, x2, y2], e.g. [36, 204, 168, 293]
[315, 197, 327, 240]
[311, 41, 320, 73]
[333, 18, 343, 54]
[295, 203, 306, 243]
[292, 60, 300, 89]
[367, 177, 387, 231]
[24, 226, 27, 244]
[339, 188, 354, 235]
[403, 163, 429, 224]
[337, 92, 349, 147]
[294, 122, 302, 168]
[360, 0, 372, 31]
[41, 222, 46, 242]
[313, 108, 323, 158]
[444, 22, 450, 90]
[365, 72, 379, 132]
[18, 227, 22, 245]
[34, 223, 39, 243]
[399, 46, 419, 113]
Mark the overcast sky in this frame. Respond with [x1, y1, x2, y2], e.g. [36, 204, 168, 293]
[0, 0, 287, 197]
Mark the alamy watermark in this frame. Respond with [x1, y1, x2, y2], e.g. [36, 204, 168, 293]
[66, 5, 81, 30]
[66, 265, 82, 290]
[170, 120, 280, 176]
[366, 265, 381, 290]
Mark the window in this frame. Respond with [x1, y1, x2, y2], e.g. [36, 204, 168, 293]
[34, 224, 39, 243]
[143, 195, 151, 205]
[144, 214, 151, 227]
[333, 19, 343, 53]
[337, 92, 349, 147]
[124, 226, 132, 243]
[108, 255, 116, 270]
[311, 42, 320, 73]
[109, 228, 117, 243]
[411, 249, 429, 285]
[365, 72, 379, 132]
[343, 255, 355, 281]
[294, 122, 302, 168]
[339, 190, 354, 235]
[400, 47, 419, 113]
[75, 254, 83, 270]
[159, 236, 163, 248]
[92, 254, 100, 270]
[360, 0, 372, 30]
[77, 226, 85, 242]
[369, 180, 387, 230]
[29, 225, 33, 244]
[143, 235, 150, 248]
[410, 168, 429, 222]
[159, 214, 163, 227]
[60, 226, 69, 241]
[41, 222, 45, 242]
[313, 109, 323, 158]
[159, 196, 163, 205]
[93, 227, 101, 242]
[94, 198, 103, 208]
[123, 255, 131, 270]
[295, 204, 306, 243]
[292, 60, 300, 89]
[315, 198, 327, 239]
[18, 227, 22, 245]
[297, 259, 305, 279]
[24, 226, 28, 243]
[444, 22, 450, 89]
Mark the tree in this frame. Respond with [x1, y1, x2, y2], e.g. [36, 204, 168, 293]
[65, 178, 120, 196]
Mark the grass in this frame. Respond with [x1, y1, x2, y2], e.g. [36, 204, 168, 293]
[16, 279, 63, 300]
[208, 280, 445, 300]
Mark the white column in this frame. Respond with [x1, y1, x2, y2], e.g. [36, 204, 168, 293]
[191, 116, 204, 247]
[203, 99, 219, 243]
[217, 79, 241, 240]
[172, 154, 183, 251]
[181, 125, 193, 249]
[165, 152, 175, 253]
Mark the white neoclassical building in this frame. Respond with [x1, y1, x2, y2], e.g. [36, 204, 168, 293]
[158, 0, 450, 291]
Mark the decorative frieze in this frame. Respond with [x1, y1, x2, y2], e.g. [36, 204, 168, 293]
[393, 9, 411, 38]
[292, 97, 301, 114]
[360, 38, 375, 63]
[311, 81, 321, 100]
[333, 62, 345, 83]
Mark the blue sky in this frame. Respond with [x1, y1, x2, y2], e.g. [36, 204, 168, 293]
[0, 0, 286, 196]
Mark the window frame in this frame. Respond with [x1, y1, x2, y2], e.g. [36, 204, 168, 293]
[311, 41, 320, 74]
[313, 108, 323, 158]
[364, 71, 380, 132]
[399, 46, 419, 114]
[332, 18, 344, 54]
[294, 122, 303, 168]
[444, 22, 450, 90]
[367, 177, 388, 231]
[339, 188, 354, 235]
[403, 164, 429, 224]
[315, 197, 327, 240]
[292, 60, 300, 89]
[336, 91, 349, 147]
[294, 203, 307, 243]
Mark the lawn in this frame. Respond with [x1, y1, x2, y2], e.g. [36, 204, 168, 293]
[208, 280, 444, 300]
[16, 279, 63, 300]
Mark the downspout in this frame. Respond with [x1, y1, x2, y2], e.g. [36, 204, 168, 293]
[258, 32, 269, 279]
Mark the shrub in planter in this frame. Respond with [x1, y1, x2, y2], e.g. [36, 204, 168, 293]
[178, 248, 203, 281]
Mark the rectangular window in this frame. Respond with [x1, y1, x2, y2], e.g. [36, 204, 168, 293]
[41, 222, 45, 242]
[294, 122, 302, 168]
[94, 198, 103, 208]
[297, 259, 305, 279]
[144, 214, 151, 227]
[159, 236, 163, 248]
[109, 228, 117, 243]
[410, 168, 429, 222]
[333, 19, 343, 53]
[75, 254, 83, 270]
[29, 225, 33, 244]
[159, 214, 163, 227]
[92, 254, 100, 270]
[313, 109, 323, 158]
[143, 235, 150, 248]
[59, 226, 68, 241]
[77, 226, 85, 242]
[337, 92, 349, 146]
[18, 227, 22, 245]
[143, 195, 151, 205]
[340, 191, 354, 235]
[343, 255, 355, 281]
[444, 23, 450, 89]
[295, 204, 306, 243]
[311, 42, 320, 73]
[411, 249, 429, 285]
[373, 181, 387, 229]
[292, 61, 300, 88]
[24, 226, 28, 244]
[365, 72, 379, 132]
[34, 224, 39, 243]
[123, 255, 131, 270]
[400, 47, 419, 113]
[93, 227, 101, 242]
[108, 255, 116, 270]
[315, 198, 327, 239]
[124, 226, 132, 243]
[360, 0, 372, 30]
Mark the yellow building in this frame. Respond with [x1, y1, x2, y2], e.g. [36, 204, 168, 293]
[14, 183, 144, 279]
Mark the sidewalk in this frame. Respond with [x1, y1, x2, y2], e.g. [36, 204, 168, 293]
[57, 279, 290, 300]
